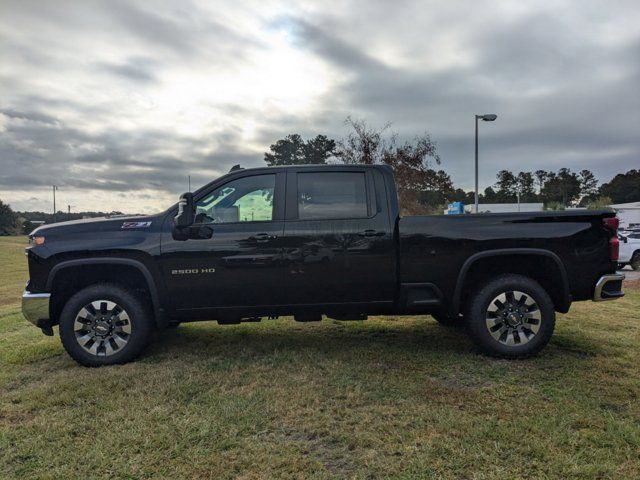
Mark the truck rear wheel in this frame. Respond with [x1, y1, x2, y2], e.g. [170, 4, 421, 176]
[631, 252, 640, 271]
[59, 283, 153, 367]
[466, 274, 555, 359]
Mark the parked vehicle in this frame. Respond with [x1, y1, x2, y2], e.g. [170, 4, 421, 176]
[22, 165, 624, 366]
[619, 232, 640, 270]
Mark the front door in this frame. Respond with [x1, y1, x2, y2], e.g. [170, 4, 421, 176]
[160, 171, 285, 312]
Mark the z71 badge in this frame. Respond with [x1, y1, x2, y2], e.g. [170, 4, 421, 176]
[121, 221, 152, 229]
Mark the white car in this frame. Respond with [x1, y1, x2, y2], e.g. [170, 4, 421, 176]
[619, 232, 640, 270]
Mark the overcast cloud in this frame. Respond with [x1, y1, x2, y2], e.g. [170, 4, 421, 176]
[1, 0, 638, 213]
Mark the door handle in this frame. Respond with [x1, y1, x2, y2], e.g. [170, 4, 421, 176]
[358, 229, 384, 237]
[253, 233, 277, 243]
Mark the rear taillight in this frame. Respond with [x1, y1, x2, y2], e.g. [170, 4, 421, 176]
[603, 217, 619, 231]
[609, 236, 619, 261]
[603, 217, 620, 262]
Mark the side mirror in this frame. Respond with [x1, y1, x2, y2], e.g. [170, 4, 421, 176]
[174, 192, 194, 228]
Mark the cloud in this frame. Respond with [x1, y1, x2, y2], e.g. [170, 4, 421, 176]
[98, 57, 160, 84]
[0, 0, 638, 212]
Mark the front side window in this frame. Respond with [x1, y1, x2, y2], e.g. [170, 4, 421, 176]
[195, 174, 275, 224]
[297, 172, 368, 220]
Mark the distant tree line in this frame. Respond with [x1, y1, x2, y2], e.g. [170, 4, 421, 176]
[264, 119, 640, 214]
[0, 205, 125, 235]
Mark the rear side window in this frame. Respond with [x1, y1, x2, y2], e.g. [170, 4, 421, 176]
[297, 172, 368, 220]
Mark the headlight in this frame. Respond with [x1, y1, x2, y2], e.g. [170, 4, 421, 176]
[29, 236, 46, 246]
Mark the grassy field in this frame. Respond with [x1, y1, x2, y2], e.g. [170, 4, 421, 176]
[1, 236, 639, 479]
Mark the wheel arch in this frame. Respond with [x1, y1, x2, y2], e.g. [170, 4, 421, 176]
[451, 248, 571, 316]
[47, 258, 166, 328]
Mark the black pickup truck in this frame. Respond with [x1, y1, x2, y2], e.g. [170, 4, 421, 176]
[23, 164, 624, 366]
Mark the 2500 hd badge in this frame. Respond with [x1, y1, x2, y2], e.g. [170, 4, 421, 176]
[171, 268, 216, 275]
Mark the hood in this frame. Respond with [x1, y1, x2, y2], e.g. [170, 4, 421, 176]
[30, 214, 164, 238]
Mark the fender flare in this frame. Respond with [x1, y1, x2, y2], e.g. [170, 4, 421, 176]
[47, 257, 165, 327]
[451, 248, 571, 315]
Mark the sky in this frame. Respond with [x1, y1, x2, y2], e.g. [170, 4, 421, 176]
[1, 0, 639, 213]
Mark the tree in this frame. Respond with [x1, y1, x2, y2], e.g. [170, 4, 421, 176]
[495, 170, 518, 201]
[599, 169, 640, 204]
[494, 170, 538, 202]
[303, 135, 336, 165]
[335, 117, 446, 214]
[264, 134, 336, 166]
[578, 169, 598, 197]
[482, 186, 500, 203]
[534, 170, 549, 193]
[541, 168, 581, 206]
[0, 199, 20, 235]
[516, 171, 537, 202]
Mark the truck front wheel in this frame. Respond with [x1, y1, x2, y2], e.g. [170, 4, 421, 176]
[59, 283, 153, 367]
[466, 274, 555, 359]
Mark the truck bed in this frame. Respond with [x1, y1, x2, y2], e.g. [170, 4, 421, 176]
[398, 210, 617, 311]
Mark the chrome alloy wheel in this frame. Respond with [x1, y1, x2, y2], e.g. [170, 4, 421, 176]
[73, 300, 132, 356]
[485, 290, 541, 346]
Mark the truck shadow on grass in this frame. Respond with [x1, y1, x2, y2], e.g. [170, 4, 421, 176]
[148, 317, 608, 369]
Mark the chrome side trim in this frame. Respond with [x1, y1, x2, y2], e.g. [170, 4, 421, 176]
[593, 274, 625, 302]
[22, 291, 51, 325]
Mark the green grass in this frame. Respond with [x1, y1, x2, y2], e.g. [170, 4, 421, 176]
[0, 235, 639, 479]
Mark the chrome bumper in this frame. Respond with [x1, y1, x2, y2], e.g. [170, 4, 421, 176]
[22, 290, 51, 325]
[593, 274, 625, 302]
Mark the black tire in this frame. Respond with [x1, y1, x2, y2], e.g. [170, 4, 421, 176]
[465, 274, 555, 359]
[432, 311, 465, 328]
[59, 283, 153, 367]
[631, 252, 640, 271]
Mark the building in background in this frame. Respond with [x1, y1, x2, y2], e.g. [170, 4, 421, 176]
[464, 203, 544, 214]
[610, 202, 640, 230]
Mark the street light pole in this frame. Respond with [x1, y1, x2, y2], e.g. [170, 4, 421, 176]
[475, 117, 479, 213]
[474, 114, 498, 213]
[52, 185, 58, 223]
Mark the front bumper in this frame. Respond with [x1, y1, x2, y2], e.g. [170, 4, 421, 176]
[22, 290, 51, 325]
[593, 274, 625, 301]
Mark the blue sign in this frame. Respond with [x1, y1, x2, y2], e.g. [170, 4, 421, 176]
[447, 202, 464, 215]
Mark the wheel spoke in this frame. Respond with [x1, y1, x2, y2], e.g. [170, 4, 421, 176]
[486, 316, 503, 328]
[489, 324, 507, 340]
[87, 340, 99, 355]
[517, 329, 529, 343]
[504, 330, 517, 346]
[112, 332, 129, 349]
[513, 291, 528, 306]
[103, 340, 115, 356]
[75, 333, 93, 345]
[525, 308, 541, 323]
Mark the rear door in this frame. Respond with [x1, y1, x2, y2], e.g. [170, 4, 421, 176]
[281, 167, 395, 307]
